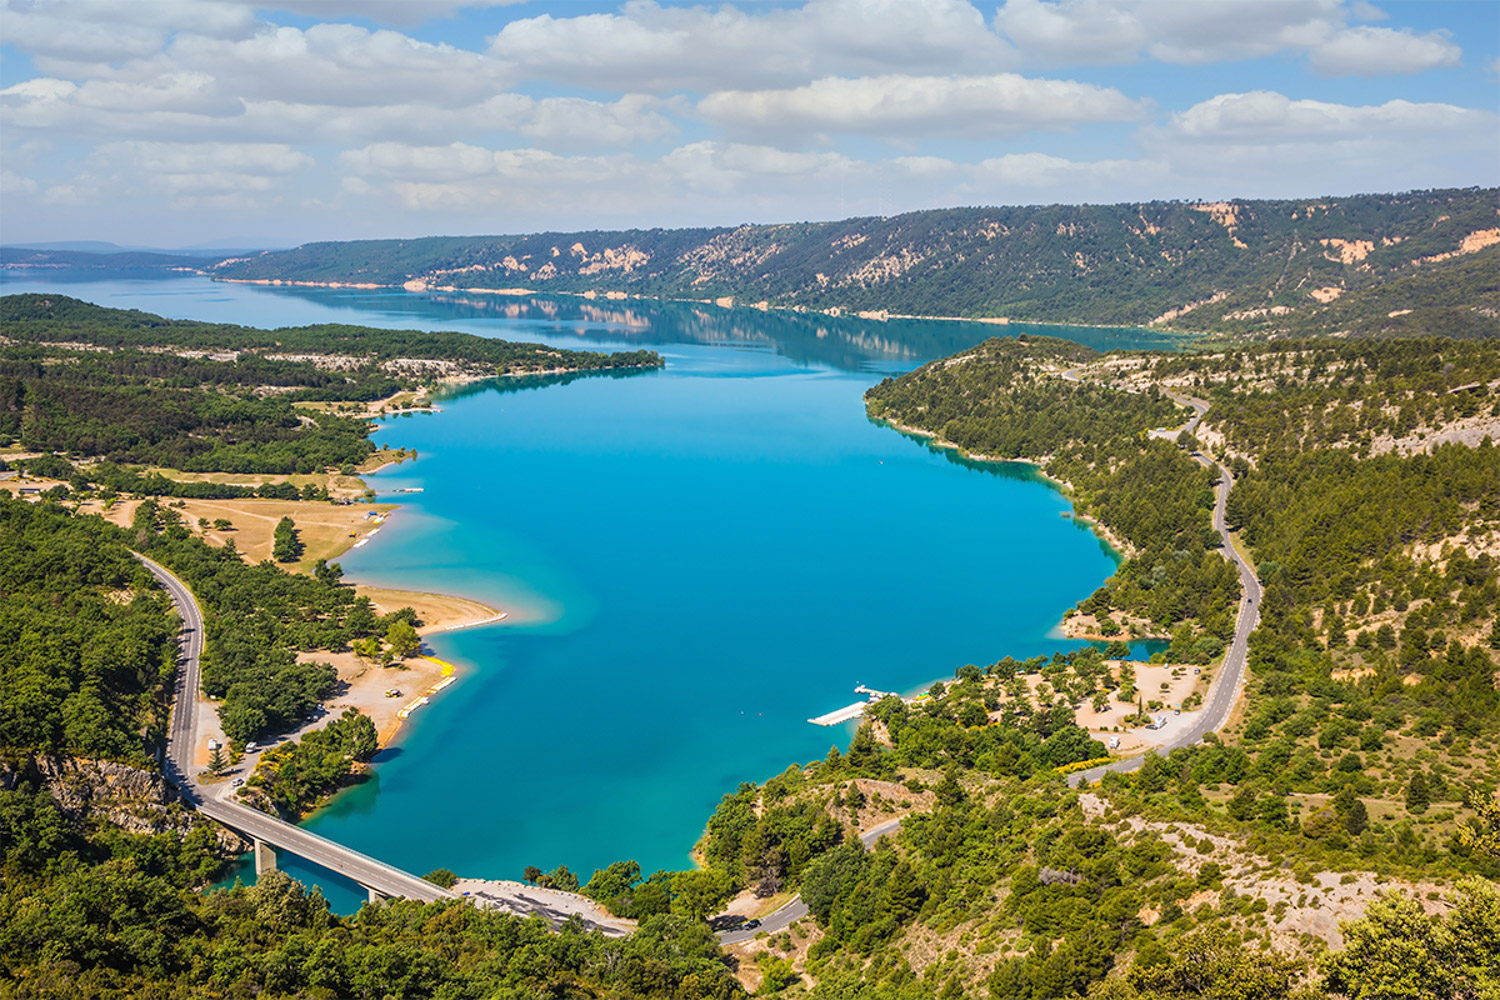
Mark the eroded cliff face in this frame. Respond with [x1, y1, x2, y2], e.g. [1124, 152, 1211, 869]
[0, 754, 249, 857]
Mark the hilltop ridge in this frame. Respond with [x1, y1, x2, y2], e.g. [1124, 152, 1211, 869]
[201, 188, 1500, 340]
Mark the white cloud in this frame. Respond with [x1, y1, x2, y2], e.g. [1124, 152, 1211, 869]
[333, 137, 1166, 225]
[970, 151, 1155, 187]
[509, 95, 680, 151]
[993, 0, 1462, 75]
[488, 0, 1015, 93]
[85, 140, 315, 207]
[698, 73, 1146, 140]
[0, 0, 258, 72]
[0, 170, 41, 196]
[341, 141, 502, 182]
[1156, 91, 1487, 144]
[1143, 91, 1497, 195]
[994, 0, 1341, 65]
[992, 0, 1151, 65]
[166, 24, 510, 109]
[236, 0, 529, 27]
[1307, 26, 1461, 76]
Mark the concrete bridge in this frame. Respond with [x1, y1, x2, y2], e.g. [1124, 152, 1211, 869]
[136, 553, 456, 906]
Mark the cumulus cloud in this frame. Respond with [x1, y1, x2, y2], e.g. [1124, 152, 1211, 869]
[234, 0, 528, 26]
[994, 0, 1338, 65]
[87, 140, 314, 207]
[993, 0, 1462, 75]
[698, 73, 1146, 141]
[1143, 91, 1497, 195]
[165, 24, 510, 109]
[488, 0, 1015, 93]
[1307, 26, 1461, 76]
[1154, 90, 1488, 144]
[0, 0, 258, 73]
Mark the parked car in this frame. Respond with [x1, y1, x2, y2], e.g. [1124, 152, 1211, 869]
[231, 778, 244, 787]
[245, 742, 259, 752]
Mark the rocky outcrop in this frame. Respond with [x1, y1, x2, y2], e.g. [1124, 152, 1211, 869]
[0, 754, 249, 856]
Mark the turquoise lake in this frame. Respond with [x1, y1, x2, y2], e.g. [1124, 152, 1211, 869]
[2, 271, 1183, 911]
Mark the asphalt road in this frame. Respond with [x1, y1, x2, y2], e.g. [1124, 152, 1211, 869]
[136, 370, 1259, 931]
[717, 818, 905, 944]
[1066, 391, 1261, 787]
[135, 552, 456, 904]
[719, 387, 1263, 942]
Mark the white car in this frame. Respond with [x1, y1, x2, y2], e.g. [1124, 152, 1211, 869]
[231, 778, 244, 787]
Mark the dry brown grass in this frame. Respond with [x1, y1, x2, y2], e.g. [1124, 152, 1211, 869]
[162, 497, 398, 571]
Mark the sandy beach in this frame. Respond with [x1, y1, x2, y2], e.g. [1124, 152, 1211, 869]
[296, 649, 449, 747]
[45, 470, 509, 754]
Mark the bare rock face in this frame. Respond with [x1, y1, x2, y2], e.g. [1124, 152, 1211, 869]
[0, 754, 249, 857]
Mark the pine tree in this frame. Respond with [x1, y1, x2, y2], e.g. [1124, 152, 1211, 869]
[1227, 785, 1259, 822]
[207, 744, 227, 775]
[386, 619, 420, 660]
[272, 516, 302, 562]
[1345, 798, 1369, 836]
[1406, 771, 1430, 815]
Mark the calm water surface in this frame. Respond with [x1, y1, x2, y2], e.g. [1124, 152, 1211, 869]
[2, 272, 1182, 910]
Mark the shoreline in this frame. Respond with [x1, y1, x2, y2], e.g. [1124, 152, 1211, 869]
[207, 273, 1193, 339]
[871, 414, 1136, 562]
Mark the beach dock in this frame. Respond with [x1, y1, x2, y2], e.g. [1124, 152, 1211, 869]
[808, 685, 899, 726]
[809, 701, 871, 726]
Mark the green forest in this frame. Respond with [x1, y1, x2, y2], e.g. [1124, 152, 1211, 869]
[207, 187, 1499, 340]
[0, 295, 661, 474]
[3, 319, 1499, 996]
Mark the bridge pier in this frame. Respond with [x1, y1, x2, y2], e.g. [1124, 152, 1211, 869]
[366, 886, 386, 905]
[253, 838, 277, 876]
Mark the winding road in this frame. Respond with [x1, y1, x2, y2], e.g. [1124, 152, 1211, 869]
[137, 552, 658, 931]
[1066, 389, 1261, 787]
[720, 381, 1264, 943]
[138, 367, 1259, 941]
[137, 552, 457, 904]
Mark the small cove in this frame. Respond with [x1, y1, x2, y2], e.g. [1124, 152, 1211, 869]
[1, 272, 1183, 910]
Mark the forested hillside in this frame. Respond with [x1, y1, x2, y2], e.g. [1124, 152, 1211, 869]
[0, 294, 661, 474]
[208, 188, 1499, 339]
[809, 333, 1500, 995]
[5, 324, 1498, 997]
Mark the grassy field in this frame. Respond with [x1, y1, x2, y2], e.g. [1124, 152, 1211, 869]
[169, 496, 398, 571]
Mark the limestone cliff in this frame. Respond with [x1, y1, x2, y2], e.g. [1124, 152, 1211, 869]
[0, 753, 249, 857]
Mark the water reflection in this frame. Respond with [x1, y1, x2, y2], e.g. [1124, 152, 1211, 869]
[248, 283, 1189, 372]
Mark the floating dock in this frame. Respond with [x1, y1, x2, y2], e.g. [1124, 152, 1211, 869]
[808, 685, 899, 726]
[809, 702, 871, 726]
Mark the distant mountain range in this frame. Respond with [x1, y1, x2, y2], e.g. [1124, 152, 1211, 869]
[2, 239, 286, 260]
[12, 189, 1498, 338]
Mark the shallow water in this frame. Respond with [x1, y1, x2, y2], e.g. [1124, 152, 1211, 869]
[2, 271, 1181, 910]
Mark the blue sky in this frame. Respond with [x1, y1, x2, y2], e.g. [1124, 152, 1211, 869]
[1, 0, 1495, 246]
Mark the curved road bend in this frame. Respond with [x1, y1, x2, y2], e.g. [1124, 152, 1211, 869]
[718, 817, 903, 945]
[1066, 388, 1262, 787]
[721, 385, 1264, 942]
[139, 552, 710, 933]
[136, 552, 457, 905]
